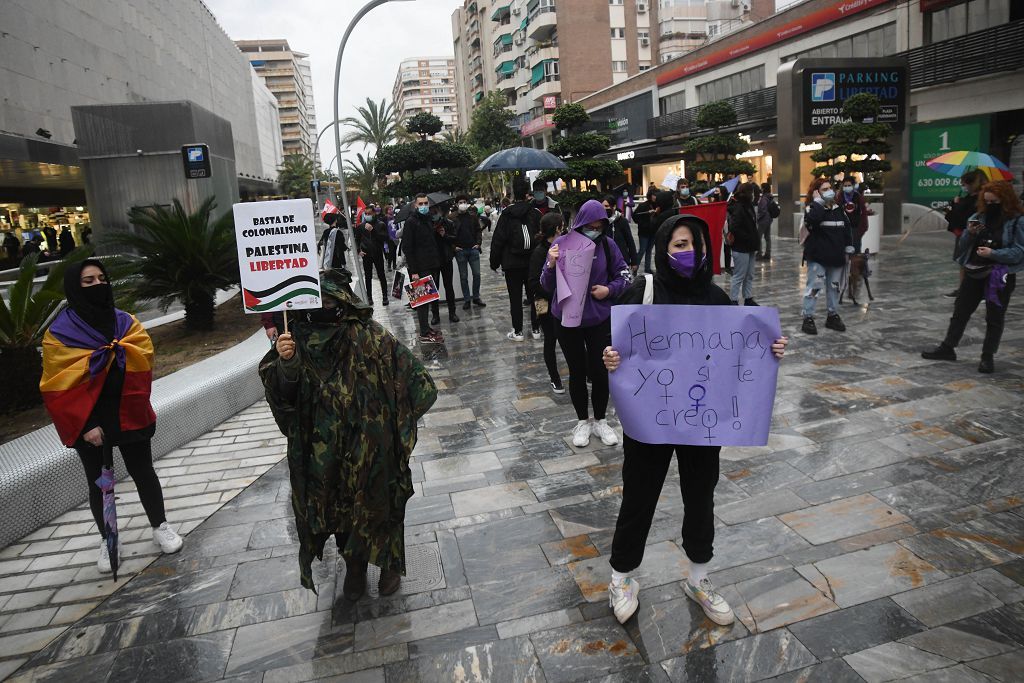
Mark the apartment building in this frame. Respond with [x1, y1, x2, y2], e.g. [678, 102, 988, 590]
[392, 58, 460, 133]
[237, 39, 319, 160]
[658, 0, 773, 63]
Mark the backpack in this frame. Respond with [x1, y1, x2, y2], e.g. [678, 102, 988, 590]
[767, 198, 781, 219]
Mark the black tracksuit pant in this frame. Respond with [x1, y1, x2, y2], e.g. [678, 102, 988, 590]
[77, 439, 166, 537]
[504, 268, 536, 334]
[431, 259, 457, 319]
[362, 251, 388, 304]
[610, 436, 720, 571]
[556, 318, 610, 421]
[538, 311, 560, 384]
[943, 273, 1016, 356]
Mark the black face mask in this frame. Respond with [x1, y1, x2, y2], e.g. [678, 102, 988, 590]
[306, 307, 342, 325]
[985, 203, 1002, 224]
[64, 259, 117, 340]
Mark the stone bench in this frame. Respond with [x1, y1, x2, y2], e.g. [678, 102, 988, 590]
[0, 330, 270, 549]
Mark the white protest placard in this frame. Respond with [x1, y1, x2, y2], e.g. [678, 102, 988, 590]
[660, 172, 680, 191]
[233, 198, 322, 313]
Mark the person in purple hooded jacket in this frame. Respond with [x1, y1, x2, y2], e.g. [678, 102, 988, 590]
[540, 199, 628, 448]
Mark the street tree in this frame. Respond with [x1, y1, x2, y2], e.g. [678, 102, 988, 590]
[467, 91, 519, 156]
[343, 153, 379, 201]
[682, 100, 756, 188]
[539, 102, 623, 210]
[339, 98, 411, 150]
[406, 112, 444, 141]
[810, 93, 893, 189]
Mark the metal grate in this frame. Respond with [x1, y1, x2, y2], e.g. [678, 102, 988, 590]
[364, 542, 445, 597]
[904, 19, 1024, 90]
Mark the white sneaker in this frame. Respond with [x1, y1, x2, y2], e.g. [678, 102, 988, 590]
[153, 522, 183, 554]
[531, 328, 542, 340]
[96, 540, 118, 574]
[609, 577, 640, 624]
[683, 577, 735, 625]
[593, 419, 619, 446]
[507, 330, 525, 342]
[571, 420, 591, 447]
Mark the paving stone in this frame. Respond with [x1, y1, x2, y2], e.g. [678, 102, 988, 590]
[567, 541, 688, 603]
[352, 599, 478, 650]
[530, 617, 644, 683]
[628, 595, 748, 663]
[528, 470, 598, 502]
[4, 652, 117, 683]
[541, 535, 600, 566]
[389, 636, 544, 682]
[716, 490, 808, 525]
[813, 543, 947, 608]
[788, 597, 926, 659]
[405, 624, 500, 658]
[966, 649, 1024, 682]
[225, 610, 349, 675]
[779, 494, 910, 545]
[899, 512, 1024, 575]
[450, 482, 538, 517]
[723, 461, 814, 496]
[766, 657, 864, 683]
[541, 454, 602, 475]
[495, 607, 583, 640]
[660, 628, 818, 682]
[455, 514, 562, 584]
[971, 566, 1024, 604]
[109, 630, 235, 683]
[260, 645, 407, 683]
[421, 451, 503, 480]
[0, 607, 58, 634]
[843, 641, 956, 682]
[734, 568, 839, 631]
[898, 663, 996, 682]
[711, 517, 811, 571]
[473, 566, 583, 625]
[548, 497, 622, 538]
[423, 408, 476, 428]
[892, 574, 1003, 627]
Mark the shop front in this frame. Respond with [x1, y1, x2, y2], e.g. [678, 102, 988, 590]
[1, 204, 91, 265]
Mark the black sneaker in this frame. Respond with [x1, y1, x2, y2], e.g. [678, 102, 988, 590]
[473, 299, 487, 307]
[430, 315, 440, 326]
[463, 300, 472, 310]
[825, 313, 846, 332]
[978, 354, 994, 374]
[943, 289, 960, 298]
[551, 380, 565, 395]
[921, 344, 957, 361]
[744, 298, 759, 306]
[802, 317, 818, 335]
[382, 299, 389, 307]
[449, 313, 460, 323]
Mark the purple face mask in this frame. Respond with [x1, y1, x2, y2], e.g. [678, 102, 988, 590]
[668, 250, 702, 278]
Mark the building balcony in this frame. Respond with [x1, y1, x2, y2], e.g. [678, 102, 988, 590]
[528, 8, 556, 41]
[530, 76, 560, 101]
[527, 44, 558, 68]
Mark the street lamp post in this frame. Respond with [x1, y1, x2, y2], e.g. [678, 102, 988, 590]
[332, 0, 413, 303]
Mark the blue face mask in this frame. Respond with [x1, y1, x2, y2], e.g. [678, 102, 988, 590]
[582, 228, 601, 240]
[821, 189, 836, 202]
[681, 188, 690, 197]
[534, 191, 546, 202]
[363, 214, 374, 222]
[668, 250, 700, 278]
[417, 205, 430, 215]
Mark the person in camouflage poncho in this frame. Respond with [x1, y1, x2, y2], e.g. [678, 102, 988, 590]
[259, 269, 437, 595]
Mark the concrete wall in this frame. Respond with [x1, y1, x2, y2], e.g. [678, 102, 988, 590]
[0, 0, 277, 181]
[72, 101, 238, 242]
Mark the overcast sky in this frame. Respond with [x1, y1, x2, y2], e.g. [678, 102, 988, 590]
[203, 0, 461, 170]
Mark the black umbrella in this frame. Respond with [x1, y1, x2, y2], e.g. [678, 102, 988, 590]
[427, 192, 453, 206]
[395, 202, 415, 222]
[475, 147, 568, 172]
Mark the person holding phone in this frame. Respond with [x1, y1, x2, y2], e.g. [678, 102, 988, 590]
[923, 181, 1024, 373]
[601, 215, 788, 625]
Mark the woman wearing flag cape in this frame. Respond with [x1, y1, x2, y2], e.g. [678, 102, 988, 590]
[40, 259, 183, 577]
[260, 268, 437, 597]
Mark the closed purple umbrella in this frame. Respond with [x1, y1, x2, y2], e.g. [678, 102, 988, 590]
[96, 445, 120, 581]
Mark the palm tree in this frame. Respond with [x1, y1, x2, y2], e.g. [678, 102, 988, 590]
[278, 154, 316, 197]
[440, 127, 471, 146]
[343, 153, 378, 200]
[340, 98, 411, 150]
[117, 198, 239, 331]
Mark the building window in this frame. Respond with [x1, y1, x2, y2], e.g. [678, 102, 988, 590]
[639, 62, 651, 71]
[610, 0, 624, 4]
[782, 23, 897, 62]
[659, 90, 685, 115]
[612, 61, 628, 72]
[695, 65, 764, 104]
[611, 28, 625, 38]
[926, 0, 1010, 43]
[638, 31, 649, 40]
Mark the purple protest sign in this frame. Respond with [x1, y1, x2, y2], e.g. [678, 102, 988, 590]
[555, 231, 595, 328]
[609, 304, 782, 446]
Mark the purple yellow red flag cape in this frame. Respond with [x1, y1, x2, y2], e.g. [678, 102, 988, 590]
[40, 309, 156, 446]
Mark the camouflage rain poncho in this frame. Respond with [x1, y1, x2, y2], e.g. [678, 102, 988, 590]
[259, 270, 437, 590]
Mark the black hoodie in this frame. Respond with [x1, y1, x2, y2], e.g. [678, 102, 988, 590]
[490, 200, 542, 271]
[401, 211, 442, 274]
[615, 215, 731, 306]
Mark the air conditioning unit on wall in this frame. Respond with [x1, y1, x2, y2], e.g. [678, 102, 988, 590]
[640, 37, 649, 46]
[637, 3, 647, 12]
[514, 34, 525, 45]
[512, 6, 521, 15]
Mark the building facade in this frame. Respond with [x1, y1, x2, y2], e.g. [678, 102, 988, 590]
[237, 39, 319, 161]
[392, 57, 460, 133]
[574, 0, 1023, 229]
[658, 0, 773, 63]
[0, 0, 281, 245]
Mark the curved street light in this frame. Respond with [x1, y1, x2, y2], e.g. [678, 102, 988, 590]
[333, 0, 415, 302]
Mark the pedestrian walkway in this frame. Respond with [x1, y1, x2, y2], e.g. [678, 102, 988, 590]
[1, 231, 1022, 682]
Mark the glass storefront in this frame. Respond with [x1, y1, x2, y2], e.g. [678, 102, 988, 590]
[1, 204, 91, 264]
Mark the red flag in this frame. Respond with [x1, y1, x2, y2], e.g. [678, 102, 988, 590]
[355, 196, 367, 224]
[321, 199, 340, 220]
[679, 202, 729, 275]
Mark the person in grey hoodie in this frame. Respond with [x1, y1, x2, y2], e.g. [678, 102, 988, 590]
[540, 199, 628, 449]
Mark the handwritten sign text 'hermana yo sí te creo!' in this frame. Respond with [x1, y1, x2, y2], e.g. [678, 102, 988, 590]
[609, 304, 782, 446]
[233, 198, 322, 314]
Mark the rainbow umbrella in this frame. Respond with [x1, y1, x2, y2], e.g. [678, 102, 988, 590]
[926, 151, 1013, 181]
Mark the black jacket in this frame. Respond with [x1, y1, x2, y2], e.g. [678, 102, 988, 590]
[452, 212, 483, 249]
[528, 240, 553, 301]
[635, 201, 656, 238]
[803, 201, 853, 267]
[677, 195, 699, 208]
[610, 216, 638, 267]
[357, 218, 388, 257]
[727, 201, 760, 253]
[490, 200, 541, 272]
[434, 218, 456, 262]
[318, 226, 348, 268]
[945, 192, 978, 234]
[401, 212, 442, 274]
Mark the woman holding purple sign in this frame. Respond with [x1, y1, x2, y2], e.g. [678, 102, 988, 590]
[601, 215, 788, 627]
[540, 199, 629, 448]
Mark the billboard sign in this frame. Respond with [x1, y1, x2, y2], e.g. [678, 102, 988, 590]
[802, 65, 907, 135]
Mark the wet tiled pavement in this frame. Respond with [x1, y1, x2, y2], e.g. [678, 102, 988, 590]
[2, 230, 1023, 682]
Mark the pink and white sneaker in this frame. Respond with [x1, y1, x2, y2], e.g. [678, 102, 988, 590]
[683, 577, 735, 625]
[608, 577, 640, 624]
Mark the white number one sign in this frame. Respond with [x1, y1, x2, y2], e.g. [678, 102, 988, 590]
[939, 131, 950, 151]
